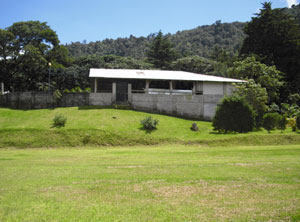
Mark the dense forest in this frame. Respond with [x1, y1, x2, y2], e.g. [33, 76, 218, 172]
[66, 21, 245, 59]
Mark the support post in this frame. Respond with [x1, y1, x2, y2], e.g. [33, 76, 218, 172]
[1, 82, 4, 95]
[128, 83, 132, 103]
[145, 80, 150, 94]
[169, 80, 173, 95]
[192, 82, 196, 95]
[112, 82, 116, 102]
[223, 82, 227, 95]
[94, 79, 98, 93]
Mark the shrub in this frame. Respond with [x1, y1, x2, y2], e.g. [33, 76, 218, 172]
[52, 114, 67, 128]
[297, 113, 300, 131]
[140, 116, 159, 130]
[212, 96, 255, 133]
[262, 113, 281, 133]
[287, 117, 297, 132]
[277, 115, 287, 132]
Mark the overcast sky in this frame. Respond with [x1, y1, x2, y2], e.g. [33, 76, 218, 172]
[0, 0, 298, 44]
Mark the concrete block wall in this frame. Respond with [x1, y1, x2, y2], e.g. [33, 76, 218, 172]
[131, 94, 222, 120]
[89, 93, 113, 106]
[0, 91, 223, 120]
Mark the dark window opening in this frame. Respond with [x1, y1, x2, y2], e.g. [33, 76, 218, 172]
[149, 80, 169, 89]
[175, 81, 193, 90]
[98, 79, 112, 93]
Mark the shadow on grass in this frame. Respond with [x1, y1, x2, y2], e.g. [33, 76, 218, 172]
[138, 126, 157, 134]
[78, 105, 131, 110]
[0, 106, 56, 111]
[209, 131, 238, 135]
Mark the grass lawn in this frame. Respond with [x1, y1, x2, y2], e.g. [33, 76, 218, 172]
[0, 145, 300, 221]
[0, 107, 299, 147]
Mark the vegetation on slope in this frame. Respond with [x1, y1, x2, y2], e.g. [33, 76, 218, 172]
[0, 107, 299, 148]
[66, 21, 245, 59]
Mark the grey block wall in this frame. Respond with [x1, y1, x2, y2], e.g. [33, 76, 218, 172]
[130, 94, 222, 120]
[0, 91, 223, 120]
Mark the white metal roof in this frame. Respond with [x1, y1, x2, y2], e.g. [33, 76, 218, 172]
[89, 68, 245, 83]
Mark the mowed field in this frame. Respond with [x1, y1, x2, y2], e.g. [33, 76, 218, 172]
[0, 145, 300, 221]
[0, 107, 300, 221]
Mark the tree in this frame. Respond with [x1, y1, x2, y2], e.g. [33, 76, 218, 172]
[212, 96, 255, 133]
[240, 2, 300, 95]
[228, 56, 284, 104]
[0, 21, 69, 92]
[146, 31, 178, 69]
[233, 79, 269, 127]
[170, 56, 215, 74]
[0, 29, 15, 90]
[262, 113, 281, 133]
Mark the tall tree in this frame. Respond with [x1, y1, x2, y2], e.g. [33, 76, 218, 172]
[240, 2, 300, 95]
[146, 31, 178, 69]
[227, 56, 284, 104]
[0, 21, 69, 91]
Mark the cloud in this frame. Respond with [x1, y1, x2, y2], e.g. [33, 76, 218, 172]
[286, 0, 299, 8]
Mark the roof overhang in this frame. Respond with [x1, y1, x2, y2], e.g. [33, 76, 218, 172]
[89, 68, 245, 83]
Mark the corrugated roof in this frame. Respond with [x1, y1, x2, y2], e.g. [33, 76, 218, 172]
[89, 68, 245, 83]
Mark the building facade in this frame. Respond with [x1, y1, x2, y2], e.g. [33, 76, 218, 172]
[89, 69, 244, 120]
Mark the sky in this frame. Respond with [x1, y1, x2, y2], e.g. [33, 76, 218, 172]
[0, 0, 298, 44]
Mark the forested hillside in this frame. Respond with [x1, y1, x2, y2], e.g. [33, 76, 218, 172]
[66, 21, 246, 59]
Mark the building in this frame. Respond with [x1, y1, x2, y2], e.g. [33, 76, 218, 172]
[89, 69, 244, 120]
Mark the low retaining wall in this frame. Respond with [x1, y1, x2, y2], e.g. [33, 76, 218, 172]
[0, 92, 223, 120]
[0, 92, 112, 109]
[130, 94, 222, 120]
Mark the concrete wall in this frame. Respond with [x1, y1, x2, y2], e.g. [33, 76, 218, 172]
[130, 93, 223, 120]
[0, 92, 92, 109]
[89, 93, 113, 106]
[0, 82, 231, 120]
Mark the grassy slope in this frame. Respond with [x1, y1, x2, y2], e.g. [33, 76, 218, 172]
[0, 145, 300, 221]
[0, 107, 299, 148]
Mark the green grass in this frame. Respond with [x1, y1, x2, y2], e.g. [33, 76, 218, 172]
[0, 145, 300, 221]
[0, 107, 299, 148]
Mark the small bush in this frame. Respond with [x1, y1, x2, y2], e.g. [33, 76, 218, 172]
[287, 117, 297, 132]
[141, 116, 159, 130]
[82, 133, 91, 145]
[212, 96, 254, 133]
[277, 115, 287, 132]
[262, 113, 281, 133]
[52, 114, 67, 128]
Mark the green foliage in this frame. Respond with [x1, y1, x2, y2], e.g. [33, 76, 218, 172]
[213, 96, 255, 133]
[0, 21, 70, 92]
[296, 113, 300, 130]
[140, 116, 159, 130]
[170, 56, 215, 74]
[53, 89, 62, 100]
[52, 114, 67, 128]
[146, 31, 178, 69]
[228, 56, 283, 103]
[277, 115, 288, 132]
[240, 2, 300, 95]
[280, 103, 300, 118]
[233, 79, 268, 127]
[262, 112, 281, 133]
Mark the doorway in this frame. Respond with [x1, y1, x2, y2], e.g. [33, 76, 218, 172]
[116, 82, 128, 103]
